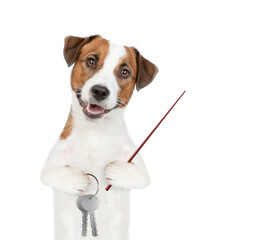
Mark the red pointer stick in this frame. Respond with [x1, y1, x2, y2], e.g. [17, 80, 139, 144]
[105, 90, 186, 191]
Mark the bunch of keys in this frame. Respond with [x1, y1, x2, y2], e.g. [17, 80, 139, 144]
[77, 174, 99, 237]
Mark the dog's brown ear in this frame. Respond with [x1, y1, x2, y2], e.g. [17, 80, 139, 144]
[64, 35, 99, 67]
[134, 49, 158, 91]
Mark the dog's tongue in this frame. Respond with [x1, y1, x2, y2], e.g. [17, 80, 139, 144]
[87, 104, 105, 114]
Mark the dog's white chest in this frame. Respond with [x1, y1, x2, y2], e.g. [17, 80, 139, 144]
[64, 122, 129, 186]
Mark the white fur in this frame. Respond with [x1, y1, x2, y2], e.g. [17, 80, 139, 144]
[41, 41, 150, 240]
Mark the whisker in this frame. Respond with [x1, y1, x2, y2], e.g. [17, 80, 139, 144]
[117, 98, 126, 104]
[117, 102, 126, 107]
[116, 98, 127, 108]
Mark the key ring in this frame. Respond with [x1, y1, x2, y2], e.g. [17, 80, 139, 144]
[86, 173, 99, 197]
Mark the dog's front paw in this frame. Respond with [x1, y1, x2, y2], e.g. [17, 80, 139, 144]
[56, 167, 91, 195]
[104, 161, 132, 186]
[104, 161, 150, 189]
[105, 160, 146, 189]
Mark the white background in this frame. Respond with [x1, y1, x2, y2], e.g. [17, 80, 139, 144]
[0, 0, 268, 239]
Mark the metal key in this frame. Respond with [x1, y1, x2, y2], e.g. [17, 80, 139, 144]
[77, 194, 99, 237]
[83, 194, 99, 237]
[77, 196, 89, 237]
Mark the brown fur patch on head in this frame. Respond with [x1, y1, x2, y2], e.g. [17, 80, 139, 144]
[60, 111, 73, 139]
[113, 47, 138, 108]
[71, 37, 109, 92]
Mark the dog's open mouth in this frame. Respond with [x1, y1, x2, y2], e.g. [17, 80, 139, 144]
[83, 103, 111, 119]
[76, 89, 114, 119]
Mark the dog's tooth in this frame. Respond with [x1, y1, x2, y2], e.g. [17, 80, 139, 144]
[87, 104, 90, 112]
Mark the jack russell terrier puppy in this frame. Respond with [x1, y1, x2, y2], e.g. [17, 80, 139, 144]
[41, 35, 158, 240]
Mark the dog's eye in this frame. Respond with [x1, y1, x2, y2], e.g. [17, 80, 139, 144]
[86, 57, 97, 68]
[120, 68, 130, 78]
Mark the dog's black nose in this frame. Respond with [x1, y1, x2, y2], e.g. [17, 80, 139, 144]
[91, 85, 110, 101]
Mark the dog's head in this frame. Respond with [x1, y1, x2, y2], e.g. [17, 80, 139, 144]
[64, 35, 158, 120]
